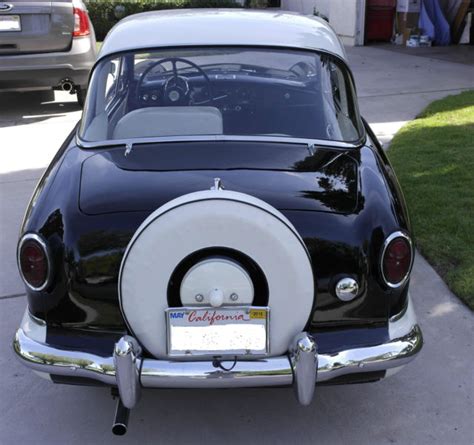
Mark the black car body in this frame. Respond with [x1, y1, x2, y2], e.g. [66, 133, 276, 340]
[13, 10, 422, 434]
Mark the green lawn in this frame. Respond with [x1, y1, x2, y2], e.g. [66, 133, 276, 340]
[388, 91, 474, 309]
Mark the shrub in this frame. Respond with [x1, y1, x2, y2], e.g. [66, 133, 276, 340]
[85, 1, 252, 41]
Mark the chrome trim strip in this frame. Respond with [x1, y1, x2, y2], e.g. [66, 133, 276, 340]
[380, 231, 414, 289]
[13, 308, 422, 393]
[75, 133, 360, 151]
[389, 301, 409, 323]
[17, 233, 52, 292]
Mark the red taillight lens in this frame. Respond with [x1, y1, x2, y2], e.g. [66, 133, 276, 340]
[73, 7, 90, 37]
[382, 235, 412, 286]
[19, 238, 49, 290]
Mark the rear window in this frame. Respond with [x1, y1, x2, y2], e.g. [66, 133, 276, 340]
[80, 47, 364, 144]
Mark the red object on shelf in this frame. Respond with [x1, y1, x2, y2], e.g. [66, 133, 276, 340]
[366, 0, 396, 42]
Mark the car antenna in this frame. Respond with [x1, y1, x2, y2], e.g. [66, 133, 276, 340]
[124, 142, 133, 157]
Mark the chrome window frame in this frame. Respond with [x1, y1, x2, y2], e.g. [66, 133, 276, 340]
[76, 134, 362, 151]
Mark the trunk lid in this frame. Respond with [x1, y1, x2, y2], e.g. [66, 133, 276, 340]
[79, 142, 359, 215]
[0, 1, 73, 55]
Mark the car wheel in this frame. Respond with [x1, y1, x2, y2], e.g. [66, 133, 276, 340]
[76, 88, 86, 107]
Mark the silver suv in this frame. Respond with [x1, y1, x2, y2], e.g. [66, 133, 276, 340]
[0, 0, 97, 105]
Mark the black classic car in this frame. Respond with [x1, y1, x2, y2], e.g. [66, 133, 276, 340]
[14, 10, 422, 435]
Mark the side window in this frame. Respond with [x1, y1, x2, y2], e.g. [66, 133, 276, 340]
[321, 59, 360, 141]
[328, 62, 350, 118]
[105, 57, 122, 109]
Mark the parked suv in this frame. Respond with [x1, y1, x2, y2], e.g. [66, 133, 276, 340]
[0, 0, 96, 105]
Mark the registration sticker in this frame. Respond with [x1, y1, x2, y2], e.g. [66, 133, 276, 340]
[249, 309, 266, 319]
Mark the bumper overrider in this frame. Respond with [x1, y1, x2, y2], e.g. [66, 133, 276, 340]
[13, 296, 422, 408]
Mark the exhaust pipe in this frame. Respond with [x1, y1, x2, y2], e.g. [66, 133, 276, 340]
[58, 79, 75, 94]
[112, 398, 130, 436]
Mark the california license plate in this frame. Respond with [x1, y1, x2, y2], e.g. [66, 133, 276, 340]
[0, 15, 21, 32]
[166, 306, 269, 357]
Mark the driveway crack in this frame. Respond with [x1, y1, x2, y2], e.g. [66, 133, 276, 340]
[0, 292, 25, 300]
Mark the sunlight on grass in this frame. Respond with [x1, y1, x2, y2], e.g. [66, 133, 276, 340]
[389, 90, 474, 309]
[412, 164, 457, 178]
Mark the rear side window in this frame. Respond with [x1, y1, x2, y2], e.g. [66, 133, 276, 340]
[321, 59, 360, 141]
[105, 58, 127, 109]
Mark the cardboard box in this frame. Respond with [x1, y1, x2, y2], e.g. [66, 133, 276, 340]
[396, 11, 419, 33]
[403, 28, 414, 44]
[394, 11, 420, 45]
[397, 0, 421, 13]
[394, 27, 415, 45]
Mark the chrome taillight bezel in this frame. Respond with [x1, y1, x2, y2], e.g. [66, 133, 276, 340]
[380, 231, 414, 289]
[17, 233, 52, 292]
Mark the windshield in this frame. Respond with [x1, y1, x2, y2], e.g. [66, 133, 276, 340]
[79, 47, 364, 144]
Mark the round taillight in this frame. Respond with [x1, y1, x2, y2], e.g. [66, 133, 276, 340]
[381, 232, 413, 288]
[18, 235, 50, 291]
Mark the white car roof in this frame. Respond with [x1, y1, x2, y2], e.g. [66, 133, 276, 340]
[98, 9, 346, 61]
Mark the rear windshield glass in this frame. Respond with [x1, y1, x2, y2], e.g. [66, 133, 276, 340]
[79, 47, 364, 144]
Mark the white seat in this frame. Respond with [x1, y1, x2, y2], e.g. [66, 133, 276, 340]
[113, 106, 223, 139]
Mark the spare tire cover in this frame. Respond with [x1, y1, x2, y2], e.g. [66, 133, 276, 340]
[119, 190, 315, 358]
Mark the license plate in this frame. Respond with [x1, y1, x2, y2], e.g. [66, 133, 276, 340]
[166, 306, 269, 357]
[0, 15, 21, 32]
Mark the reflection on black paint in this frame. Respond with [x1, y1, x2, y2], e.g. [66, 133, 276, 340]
[40, 209, 64, 239]
[22, 135, 411, 330]
[294, 150, 363, 213]
[76, 231, 131, 286]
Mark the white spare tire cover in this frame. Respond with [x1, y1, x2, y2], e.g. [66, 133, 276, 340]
[119, 190, 315, 358]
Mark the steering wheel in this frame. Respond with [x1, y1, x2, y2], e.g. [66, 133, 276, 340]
[289, 61, 317, 79]
[136, 57, 214, 106]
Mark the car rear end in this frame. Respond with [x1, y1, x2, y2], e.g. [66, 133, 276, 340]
[0, 0, 96, 104]
[11, 12, 423, 435]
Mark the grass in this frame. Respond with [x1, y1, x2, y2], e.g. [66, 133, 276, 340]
[388, 90, 474, 309]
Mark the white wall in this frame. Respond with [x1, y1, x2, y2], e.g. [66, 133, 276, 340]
[280, 0, 329, 17]
[280, 0, 366, 46]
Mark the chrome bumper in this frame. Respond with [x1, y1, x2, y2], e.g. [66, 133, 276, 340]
[13, 298, 422, 408]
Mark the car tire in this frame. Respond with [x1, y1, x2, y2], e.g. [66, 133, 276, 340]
[76, 88, 86, 107]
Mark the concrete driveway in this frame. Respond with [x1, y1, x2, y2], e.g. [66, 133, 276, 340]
[1, 46, 473, 444]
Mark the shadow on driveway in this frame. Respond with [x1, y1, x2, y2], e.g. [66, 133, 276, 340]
[0, 91, 81, 127]
[0, 168, 44, 297]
